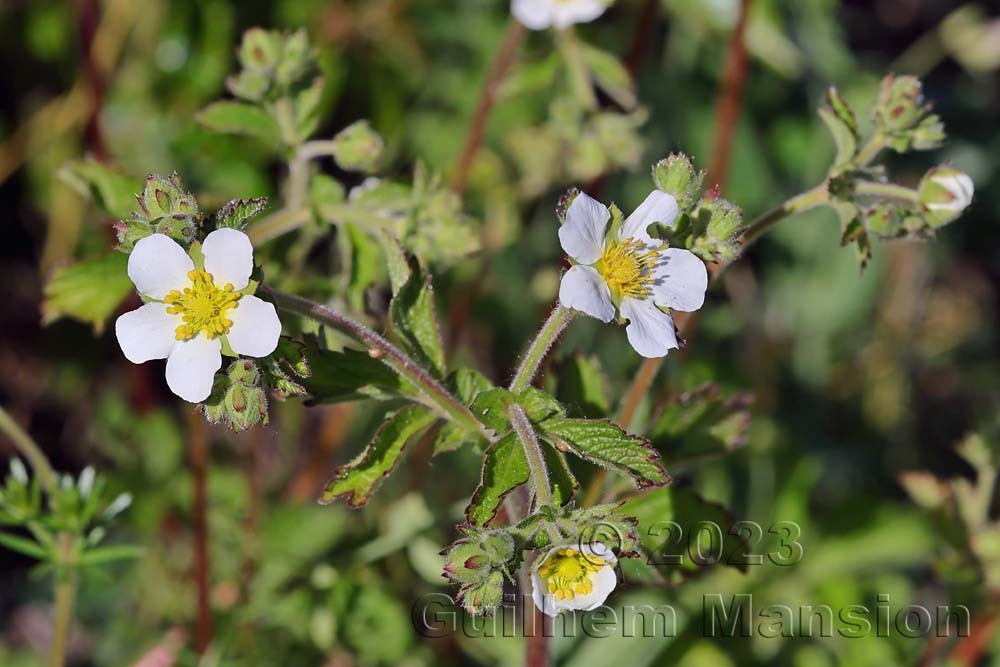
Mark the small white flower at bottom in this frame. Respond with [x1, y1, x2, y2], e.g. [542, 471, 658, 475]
[115, 229, 282, 403]
[511, 0, 609, 30]
[926, 171, 974, 213]
[531, 543, 618, 617]
[557, 190, 708, 358]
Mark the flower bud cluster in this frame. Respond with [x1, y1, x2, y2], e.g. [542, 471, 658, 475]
[442, 530, 515, 616]
[652, 153, 744, 263]
[114, 173, 201, 252]
[228, 28, 313, 101]
[201, 360, 270, 432]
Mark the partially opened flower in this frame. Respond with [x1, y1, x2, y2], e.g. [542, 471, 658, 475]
[115, 229, 282, 403]
[511, 0, 609, 31]
[531, 543, 618, 616]
[919, 167, 974, 227]
[558, 191, 708, 358]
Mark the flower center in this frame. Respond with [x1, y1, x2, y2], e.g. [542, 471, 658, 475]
[537, 548, 606, 601]
[165, 269, 241, 341]
[596, 239, 658, 300]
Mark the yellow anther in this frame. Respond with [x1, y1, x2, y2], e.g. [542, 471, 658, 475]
[163, 269, 242, 341]
[537, 547, 607, 602]
[596, 238, 659, 300]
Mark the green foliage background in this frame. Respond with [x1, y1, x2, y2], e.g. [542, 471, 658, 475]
[1, 1, 998, 665]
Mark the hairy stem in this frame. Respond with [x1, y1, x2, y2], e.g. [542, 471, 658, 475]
[509, 306, 575, 394]
[0, 406, 57, 494]
[451, 19, 526, 195]
[263, 287, 492, 441]
[854, 180, 921, 205]
[854, 133, 887, 167]
[510, 404, 552, 508]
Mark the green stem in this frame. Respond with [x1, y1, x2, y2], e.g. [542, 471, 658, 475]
[509, 405, 562, 544]
[740, 183, 830, 247]
[509, 306, 575, 394]
[854, 180, 921, 206]
[49, 533, 78, 667]
[0, 406, 56, 494]
[509, 404, 552, 508]
[556, 28, 597, 111]
[853, 133, 886, 167]
[262, 287, 492, 441]
[246, 208, 311, 245]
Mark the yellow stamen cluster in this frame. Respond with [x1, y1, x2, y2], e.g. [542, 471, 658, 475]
[537, 548, 606, 601]
[165, 269, 240, 341]
[596, 238, 659, 300]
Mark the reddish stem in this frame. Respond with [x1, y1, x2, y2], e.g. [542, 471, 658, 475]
[186, 411, 212, 653]
[525, 605, 550, 667]
[450, 20, 526, 195]
[707, 0, 752, 187]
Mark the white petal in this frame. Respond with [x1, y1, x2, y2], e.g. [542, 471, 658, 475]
[127, 234, 194, 299]
[620, 191, 679, 248]
[620, 297, 679, 358]
[578, 566, 618, 611]
[202, 228, 254, 290]
[559, 265, 615, 323]
[512, 0, 555, 30]
[165, 336, 222, 403]
[530, 569, 559, 617]
[552, 0, 608, 28]
[649, 248, 708, 312]
[559, 192, 610, 265]
[115, 303, 179, 363]
[226, 295, 282, 358]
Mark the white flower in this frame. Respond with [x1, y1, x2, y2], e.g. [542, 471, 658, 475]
[925, 170, 974, 213]
[512, 0, 609, 30]
[557, 191, 708, 358]
[115, 229, 282, 403]
[531, 543, 618, 616]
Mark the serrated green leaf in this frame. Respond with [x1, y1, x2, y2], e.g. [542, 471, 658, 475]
[582, 44, 637, 109]
[213, 197, 268, 231]
[469, 388, 515, 432]
[0, 531, 48, 560]
[647, 384, 752, 465]
[540, 418, 670, 488]
[42, 252, 132, 334]
[432, 369, 496, 455]
[558, 354, 610, 418]
[320, 406, 437, 506]
[197, 101, 281, 144]
[299, 338, 410, 402]
[517, 388, 565, 423]
[61, 160, 140, 219]
[466, 433, 529, 527]
[389, 256, 446, 378]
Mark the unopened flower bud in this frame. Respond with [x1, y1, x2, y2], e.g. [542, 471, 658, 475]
[442, 540, 493, 585]
[239, 28, 282, 72]
[330, 120, 384, 173]
[919, 167, 974, 227]
[874, 75, 945, 152]
[652, 153, 705, 212]
[459, 570, 505, 616]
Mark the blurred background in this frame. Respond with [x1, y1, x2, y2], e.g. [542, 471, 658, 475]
[1, 0, 999, 665]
